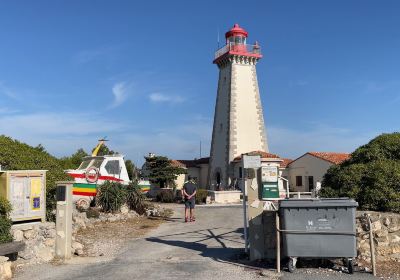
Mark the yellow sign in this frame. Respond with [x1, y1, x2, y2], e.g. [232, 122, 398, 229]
[30, 178, 42, 210]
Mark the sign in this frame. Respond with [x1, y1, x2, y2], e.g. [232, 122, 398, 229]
[261, 166, 278, 182]
[242, 155, 261, 169]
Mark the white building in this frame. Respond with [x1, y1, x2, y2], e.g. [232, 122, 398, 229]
[286, 152, 350, 193]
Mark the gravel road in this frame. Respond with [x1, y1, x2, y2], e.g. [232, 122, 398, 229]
[14, 204, 378, 280]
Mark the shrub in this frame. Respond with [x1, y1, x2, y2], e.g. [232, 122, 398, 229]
[126, 183, 147, 215]
[156, 189, 174, 203]
[0, 197, 12, 244]
[96, 181, 127, 213]
[321, 133, 400, 212]
[195, 189, 208, 204]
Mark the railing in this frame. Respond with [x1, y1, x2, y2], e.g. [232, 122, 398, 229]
[214, 43, 262, 59]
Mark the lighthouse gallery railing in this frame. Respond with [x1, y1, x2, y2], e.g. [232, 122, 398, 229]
[214, 43, 261, 59]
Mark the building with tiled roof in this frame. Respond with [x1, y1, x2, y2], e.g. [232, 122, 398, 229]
[285, 152, 350, 193]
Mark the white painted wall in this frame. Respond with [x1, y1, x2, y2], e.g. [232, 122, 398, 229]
[288, 154, 333, 192]
[231, 63, 267, 158]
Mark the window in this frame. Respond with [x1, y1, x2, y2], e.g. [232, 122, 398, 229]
[105, 160, 120, 175]
[239, 167, 243, 179]
[296, 176, 302, 187]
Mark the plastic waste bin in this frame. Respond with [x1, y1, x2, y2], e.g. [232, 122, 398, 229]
[279, 198, 358, 273]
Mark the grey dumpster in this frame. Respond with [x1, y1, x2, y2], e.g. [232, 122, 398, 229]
[279, 198, 358, 273]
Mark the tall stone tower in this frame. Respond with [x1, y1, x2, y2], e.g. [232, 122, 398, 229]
[208, 24, 268, 190]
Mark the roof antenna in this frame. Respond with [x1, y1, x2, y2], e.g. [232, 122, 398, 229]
[217, 27, 220, 48]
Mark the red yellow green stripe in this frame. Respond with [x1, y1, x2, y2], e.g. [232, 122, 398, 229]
[73, 183, 97, 196]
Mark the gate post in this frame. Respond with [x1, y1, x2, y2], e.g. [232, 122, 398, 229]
[55, 181, 74, 259]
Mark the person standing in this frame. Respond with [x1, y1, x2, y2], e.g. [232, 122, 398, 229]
[182, 176, 197, 223]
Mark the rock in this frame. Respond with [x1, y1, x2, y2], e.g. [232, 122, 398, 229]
[383, 217, 391, 227]
[19, 249, 34, 260]
[392, 235, 400, 243]
[36, 246, 53, 262]
[0, 261, 12, 280]
[372, 220, 382, 231]
[72, 241, 84, 251]
[375, 229, 388, 238]
[75, 249, 84, 256]
[44, 239, 55, 247]
[121, 205, 129, 215]
[107, 217, 118, 223]
[12, 229, 24, 242]
[23, 229, 38, 240]
[389, 225, 400, 233]
[0, 256, 9, 264]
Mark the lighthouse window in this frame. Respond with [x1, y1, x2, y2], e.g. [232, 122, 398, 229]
[235, 36, 244, 44]
[105, 160, 120, 175]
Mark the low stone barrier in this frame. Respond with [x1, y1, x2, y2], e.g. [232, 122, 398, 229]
[356, 211, 400, 262]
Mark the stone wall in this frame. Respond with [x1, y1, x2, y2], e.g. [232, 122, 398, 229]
[10, 205, 139, 265]
[357, 211, 400, 262]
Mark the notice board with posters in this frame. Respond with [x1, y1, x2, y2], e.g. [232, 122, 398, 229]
[0, 170, 47, 223]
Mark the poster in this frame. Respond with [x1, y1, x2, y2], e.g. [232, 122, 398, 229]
[261, 166, 278, 182]
[30, 178, 42, 210]
[10, 177, 25, 217]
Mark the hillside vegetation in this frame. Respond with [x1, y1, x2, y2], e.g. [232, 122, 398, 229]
[0, 135, 70, 219]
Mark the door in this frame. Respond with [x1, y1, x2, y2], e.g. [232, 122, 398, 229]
[9, 176, 27, 220]
[28, 176, 44, 217]
[308, 176, 314, 192]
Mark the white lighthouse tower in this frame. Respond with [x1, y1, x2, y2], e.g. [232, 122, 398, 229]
[208, 24, 268, 190]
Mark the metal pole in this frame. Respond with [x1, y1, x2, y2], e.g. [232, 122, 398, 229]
[243, 176, 248, 254]
[367, 214, 377, 276]
[276, 211, 281, 273]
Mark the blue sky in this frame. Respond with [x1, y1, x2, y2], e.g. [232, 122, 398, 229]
[1, 0, 399, 165]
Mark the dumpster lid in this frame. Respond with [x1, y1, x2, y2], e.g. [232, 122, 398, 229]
[279, 198, 358, 208]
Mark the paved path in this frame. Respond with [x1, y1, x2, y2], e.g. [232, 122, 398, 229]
[15, 205, 376, 280]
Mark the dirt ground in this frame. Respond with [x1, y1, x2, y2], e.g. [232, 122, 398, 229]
[358, 259, 400, 279]
[74, 211, 172, 259]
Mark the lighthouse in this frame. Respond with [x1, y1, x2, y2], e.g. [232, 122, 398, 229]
[208, 24, 268, 190]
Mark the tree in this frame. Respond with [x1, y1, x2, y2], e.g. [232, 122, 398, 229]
[125, 159, 136, 181]
[321, 132, 400, 212]
[144, 156, 186, 188]
[92, 144, 115, 156]
[60, 148, 88, 169]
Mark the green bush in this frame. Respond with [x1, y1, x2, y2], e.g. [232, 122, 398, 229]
[0, 197, 12, 216]
[156, 189, 174, 203]
[321, 133, 400, 212]
[126, 182, 147, 215]
[195, 189, 208, 204]
[96, 181, 127, 213]
[0, 197, 12, 244]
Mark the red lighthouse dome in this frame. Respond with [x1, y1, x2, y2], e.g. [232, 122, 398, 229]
[225, 23, 248, 39]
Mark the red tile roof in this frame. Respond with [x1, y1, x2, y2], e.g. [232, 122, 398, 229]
[175, 157, 210, 168]
[234, 150, 281, 161]
[280, 158, 293, 168]
[307, 152, 350, 164]
[170, 160, 187, 168]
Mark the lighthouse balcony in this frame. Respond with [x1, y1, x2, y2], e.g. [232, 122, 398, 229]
[214, 43, 262, 60]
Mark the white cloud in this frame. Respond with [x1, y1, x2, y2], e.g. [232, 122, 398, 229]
[0, 112, 127, 157]
[110, 82, 128, 108]
[149, 93, 184, 104]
